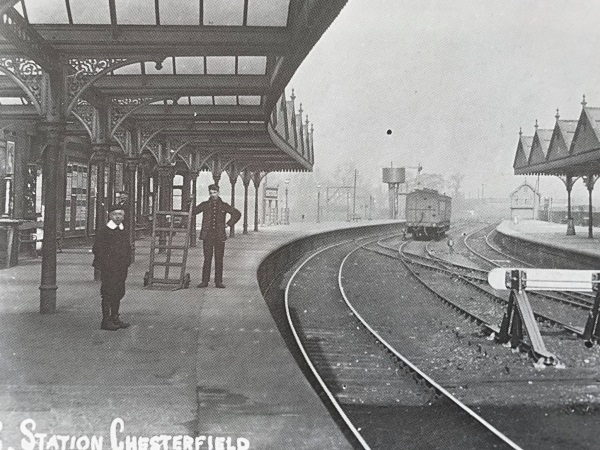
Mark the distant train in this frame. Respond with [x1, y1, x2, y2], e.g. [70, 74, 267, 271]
[405, 188, 452, 240]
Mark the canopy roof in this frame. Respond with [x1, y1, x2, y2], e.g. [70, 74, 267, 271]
[0, 0, 348, 171]
[514, 101, 600, 177]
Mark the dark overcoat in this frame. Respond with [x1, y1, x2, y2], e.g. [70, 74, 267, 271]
[193, 197, 241, 242]
[92, 225, 132, 275]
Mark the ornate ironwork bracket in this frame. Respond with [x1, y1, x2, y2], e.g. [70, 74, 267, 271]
[0, 8, 59, 72]
[558, 174, 579, 191]
[111, 97, 176, 139]
[71, 99, 94, 140]
[251, 171, 269, 189]
[225, 161, 243, 184]
[174, 148, 193, 170]
[0, 56, 43, 114]
[241, 168, 253, 188]
[584, 174, 600, 191]
[140, 124, 169, 153]
[145, 141, 161, 164]
[65, 57, 165, 115]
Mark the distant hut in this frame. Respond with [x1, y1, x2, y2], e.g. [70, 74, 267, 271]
[510, 182, 541, 220]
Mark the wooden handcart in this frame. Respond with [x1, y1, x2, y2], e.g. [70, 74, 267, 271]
[143, 203, 194, 290]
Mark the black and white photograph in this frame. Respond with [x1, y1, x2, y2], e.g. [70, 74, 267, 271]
[2, 1, 600, 448]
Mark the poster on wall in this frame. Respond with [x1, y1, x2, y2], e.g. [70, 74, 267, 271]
[6, 140, 14, 175]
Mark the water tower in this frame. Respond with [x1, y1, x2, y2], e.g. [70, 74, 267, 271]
[382, 166, 405, 219]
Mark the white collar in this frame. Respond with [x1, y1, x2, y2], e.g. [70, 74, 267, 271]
[107, 220, 124, 230]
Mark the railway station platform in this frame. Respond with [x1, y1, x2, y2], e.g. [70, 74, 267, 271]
[0, 220, 400, 450]
[496, 219, 600, 268]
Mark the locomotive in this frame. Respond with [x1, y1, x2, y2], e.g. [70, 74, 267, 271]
[405, 188, 452, 240]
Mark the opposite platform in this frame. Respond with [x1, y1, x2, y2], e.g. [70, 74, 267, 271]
[496, 219, 600, 269]
[0, 220, 400, 450]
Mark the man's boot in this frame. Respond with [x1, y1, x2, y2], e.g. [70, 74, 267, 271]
[101, 298, 119, 331]
[111, 298, 130, 329]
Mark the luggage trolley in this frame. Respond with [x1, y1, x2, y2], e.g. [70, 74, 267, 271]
[144, 203, 194, 290]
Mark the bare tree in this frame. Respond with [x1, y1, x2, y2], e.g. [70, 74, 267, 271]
[449, 173, 465, 198]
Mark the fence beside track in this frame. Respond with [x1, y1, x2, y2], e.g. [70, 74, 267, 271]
[494, 225, 600, 269]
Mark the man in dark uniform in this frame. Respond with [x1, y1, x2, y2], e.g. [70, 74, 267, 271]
[193, 184, 241, 288]
[92, 205, 132, 331]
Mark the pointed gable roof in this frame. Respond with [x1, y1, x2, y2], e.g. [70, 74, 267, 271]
[513, 133, 534, 169]
[529, 128, 553, 165]
[510, 181, 537, 197]
[547, 119, 578, 161]
[571, 106, 600, 155]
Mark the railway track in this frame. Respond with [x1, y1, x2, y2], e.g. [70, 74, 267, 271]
[285, 235, 521, 449]
[409, 227, 590, 335]
[464, 226, 596, 310]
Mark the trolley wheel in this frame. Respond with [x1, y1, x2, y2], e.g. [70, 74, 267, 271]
[143, 271, 150, 287]
[183, 273, 191, 289]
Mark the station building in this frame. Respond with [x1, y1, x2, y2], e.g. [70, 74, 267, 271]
[0, 0, 349, 313]
[509, 182, 540, 221]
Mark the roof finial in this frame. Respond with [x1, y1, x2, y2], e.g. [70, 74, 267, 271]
[582, 94, 587, 107]
[555, 108, 560, 121]
[519, 127, 522, 136]
[535, 119, 539, 130]
[305, 115, 309, 127]
[290, 88, 296, 102]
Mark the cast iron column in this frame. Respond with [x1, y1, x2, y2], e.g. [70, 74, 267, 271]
[585, 175, 596, 239]
[124, 157, 139, 262]
[252, 173, 262, 232]
[91, 145, 111, 281]
[190, 170, 199, 246]
[241, 170, 252, 235]
[229, 176, 237, 237]
[566, 175, 575, 236]
[142, 163, 152, 227]
[136, 162, 144, 227]
[157, 165, 174, 250]
[93, 148, 110, 232]
[39, 121, 66, 314]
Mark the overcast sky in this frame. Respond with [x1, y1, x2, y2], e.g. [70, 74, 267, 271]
[287, 0, 600, 202]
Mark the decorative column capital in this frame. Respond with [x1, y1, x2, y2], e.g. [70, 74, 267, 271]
[38, 121, 67, 138]
[157, 164, 176, 178]
[124, 156, 141, 171]
[91, 143, 112, 163]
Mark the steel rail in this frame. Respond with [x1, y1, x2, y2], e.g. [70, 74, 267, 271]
[485, 228, 594, 307]
[284, 239, 372, 450]
[339, 239, 523, 450]
[464, 227, 594, 310]
[370, 238, 580, 368]
[395, 239, 584, 337]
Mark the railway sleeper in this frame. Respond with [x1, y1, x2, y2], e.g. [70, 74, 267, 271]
[403, 253, 562, 367]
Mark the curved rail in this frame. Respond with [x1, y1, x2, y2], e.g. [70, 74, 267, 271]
[284, 239, 371, 450]
[397, 239, 584, 337]
[463, 226, 594, 310]
[339, 239, 523, 450]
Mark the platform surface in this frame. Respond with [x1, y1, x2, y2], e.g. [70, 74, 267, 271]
[496, 219, 600, 259]
[0, 220, 397, 450]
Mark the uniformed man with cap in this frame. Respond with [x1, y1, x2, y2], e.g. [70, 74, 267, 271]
[193, 184, 241, 288]
[92, 204, 132, 330]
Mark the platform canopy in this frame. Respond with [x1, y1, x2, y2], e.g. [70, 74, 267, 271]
[514, 98, 600, 177]
[0, 0, 348, 172]
[0, 0, 349, 314]
[513, 97, 600, 238]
